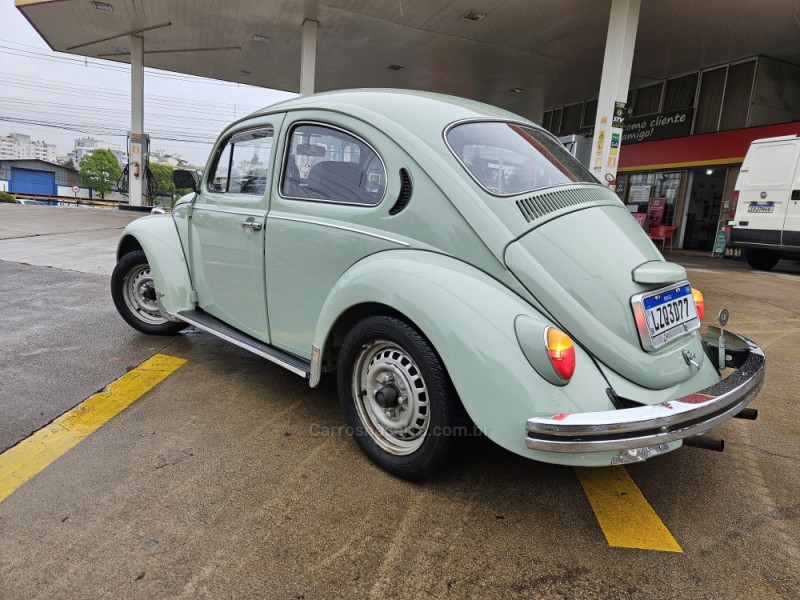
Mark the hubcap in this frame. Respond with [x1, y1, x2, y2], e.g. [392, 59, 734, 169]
[351, 340, 430, 455]
[122, 263, 168, 325]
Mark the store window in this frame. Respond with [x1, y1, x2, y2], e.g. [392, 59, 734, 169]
[624, 171, 683, 230]
[632, 83, 664, 116]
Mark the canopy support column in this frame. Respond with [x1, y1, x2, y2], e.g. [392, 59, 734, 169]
[591, 0, 640, 189]
[300, 19, 318, 96]
[129, 34, 145, 206]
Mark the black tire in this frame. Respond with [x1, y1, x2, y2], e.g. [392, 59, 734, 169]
[337, 315, 467, 480]
[111, 250, 187, 335]
[746, 249, 780, 271]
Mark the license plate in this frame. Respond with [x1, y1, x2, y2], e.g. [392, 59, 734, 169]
[747, 203, 774, 213]
[632, 282, 700, 351]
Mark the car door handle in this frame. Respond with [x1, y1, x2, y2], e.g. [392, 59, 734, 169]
[240, 221, 263, 231]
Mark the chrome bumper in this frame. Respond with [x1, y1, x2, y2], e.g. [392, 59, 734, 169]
[525, 331, 765, 454]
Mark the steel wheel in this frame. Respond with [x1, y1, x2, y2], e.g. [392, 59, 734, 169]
[121, 263, 166, 326]
[352, 339, 431, 455]
[337, 315, 467, 480]
[111, 250, 187, 336]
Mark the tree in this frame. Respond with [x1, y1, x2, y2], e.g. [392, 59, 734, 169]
[79, 149, 121, 200]
[60, 157, 76, 170]
[147, 162, 176, 205]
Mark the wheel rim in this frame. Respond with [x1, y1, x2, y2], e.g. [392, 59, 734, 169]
[121, 262, 167, 325]
[351, 339, 430, 456]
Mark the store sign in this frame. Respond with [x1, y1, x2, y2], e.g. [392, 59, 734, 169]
[621, 109, 693, 144]
[613, 102, 627, 128]
[579, 108, 693, 145]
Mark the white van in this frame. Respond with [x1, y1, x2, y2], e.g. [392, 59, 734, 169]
[729, 135, 800, 270]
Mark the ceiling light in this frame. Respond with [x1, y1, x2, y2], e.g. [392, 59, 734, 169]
[92, 1, 113, 11]
[462, 11, 486, 22]
[387, 64, 404, 71]
[510, 87, 525, 93]
[240, 70, 252, 75]
[252, 35, 270, 44]
[706, 169, 713, 175]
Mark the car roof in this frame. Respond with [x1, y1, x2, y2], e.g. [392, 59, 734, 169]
[247, 88, 533, 138]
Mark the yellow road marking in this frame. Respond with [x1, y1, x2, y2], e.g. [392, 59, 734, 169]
[575, 466, 683, 553]
[0, 353, 186, 504]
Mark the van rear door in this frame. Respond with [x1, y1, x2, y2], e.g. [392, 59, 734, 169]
[735, 137, 800, 233]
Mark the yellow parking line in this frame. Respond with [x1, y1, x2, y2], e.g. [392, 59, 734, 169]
[0, 353, 186, 504]
[575, 466, 683, 553]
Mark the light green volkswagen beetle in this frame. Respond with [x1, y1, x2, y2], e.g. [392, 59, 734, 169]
[111, 89, 764, 480]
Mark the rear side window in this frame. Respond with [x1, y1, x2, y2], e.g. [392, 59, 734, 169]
[208, 128, 273, 195]
[446, 121, 597, 195]
[281, 123, 386, 205]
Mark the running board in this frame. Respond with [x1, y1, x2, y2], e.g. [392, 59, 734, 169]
[176, 310, 310, 378]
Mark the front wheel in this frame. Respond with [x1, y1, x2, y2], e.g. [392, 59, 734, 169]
[337, 315, 466, 480]
[111, 250, 187, 335]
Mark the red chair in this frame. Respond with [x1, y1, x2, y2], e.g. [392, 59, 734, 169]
[649, 225, 677, 251]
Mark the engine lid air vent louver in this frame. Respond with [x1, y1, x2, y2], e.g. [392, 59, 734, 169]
[515, 186, 622, 224]
[389, 168, 413, 215]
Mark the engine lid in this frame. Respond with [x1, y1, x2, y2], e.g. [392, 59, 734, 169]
[504, 203, 705, 389]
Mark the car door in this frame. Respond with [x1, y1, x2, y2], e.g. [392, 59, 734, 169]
[264, 119, 396, 359]
[190, 119, 283, 341]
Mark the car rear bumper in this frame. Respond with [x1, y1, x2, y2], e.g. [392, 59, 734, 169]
[525, 330, 764, 455]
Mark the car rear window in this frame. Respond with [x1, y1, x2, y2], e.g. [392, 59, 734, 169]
[446, 121, 597, 195]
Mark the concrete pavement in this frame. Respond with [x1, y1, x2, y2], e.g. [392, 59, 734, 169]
[0, 206, 798, 599]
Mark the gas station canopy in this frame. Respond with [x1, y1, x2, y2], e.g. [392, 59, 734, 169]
[16, 0, 800, 120]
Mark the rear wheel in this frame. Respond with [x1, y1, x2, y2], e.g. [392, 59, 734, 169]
[111, 250, 187, 335]
[337, 315, 466, 480]
[746, 249, 780, 271]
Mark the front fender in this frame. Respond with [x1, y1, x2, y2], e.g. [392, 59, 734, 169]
[312, 250, 612, 462]
[116, 215, 193, 316]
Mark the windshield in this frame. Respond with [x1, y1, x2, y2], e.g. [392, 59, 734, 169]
[446, 121, 598, 195]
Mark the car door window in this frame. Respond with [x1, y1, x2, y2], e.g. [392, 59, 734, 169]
[207, 128, 273, 196]
[281, 123, 386, 205]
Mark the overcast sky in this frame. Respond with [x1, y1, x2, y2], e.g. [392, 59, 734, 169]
[0, 0, 295, 166]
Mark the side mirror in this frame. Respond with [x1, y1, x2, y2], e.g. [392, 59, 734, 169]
[173, 169, 200, 192]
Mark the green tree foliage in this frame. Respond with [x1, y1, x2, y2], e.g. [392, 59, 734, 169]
[79, 149, 121, 200]
[60, 157, 76, 170]
[147, 162, 176, 205]
[0, 191, 15, 203]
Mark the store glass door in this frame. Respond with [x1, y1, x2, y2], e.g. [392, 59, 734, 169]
[683, 167, 726, 251]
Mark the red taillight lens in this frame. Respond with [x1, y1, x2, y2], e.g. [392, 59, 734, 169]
[692, 288, 705, 321]
[729, 191, 739, 219]
[546, 327, 575, 382]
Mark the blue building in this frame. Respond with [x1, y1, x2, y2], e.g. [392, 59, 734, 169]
[0, 159, 82, 198]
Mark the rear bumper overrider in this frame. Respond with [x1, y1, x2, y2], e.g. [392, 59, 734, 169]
[525, 331, 764, 461]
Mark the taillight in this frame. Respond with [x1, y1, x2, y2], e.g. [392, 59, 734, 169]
[729, 191, 739, 219]
[546, 327, 575, 382]
[692, 288, 705, 321]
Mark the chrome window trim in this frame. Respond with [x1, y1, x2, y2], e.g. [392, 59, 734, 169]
[443, 118, 601, 198]
[277, 120, 388, 207]
[269, 214, 409, 246]
[630, 280, 700, 352]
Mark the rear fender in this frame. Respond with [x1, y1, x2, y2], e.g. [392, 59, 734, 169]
[312, 250, 612, 459]
[116, 215, 194, 316]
